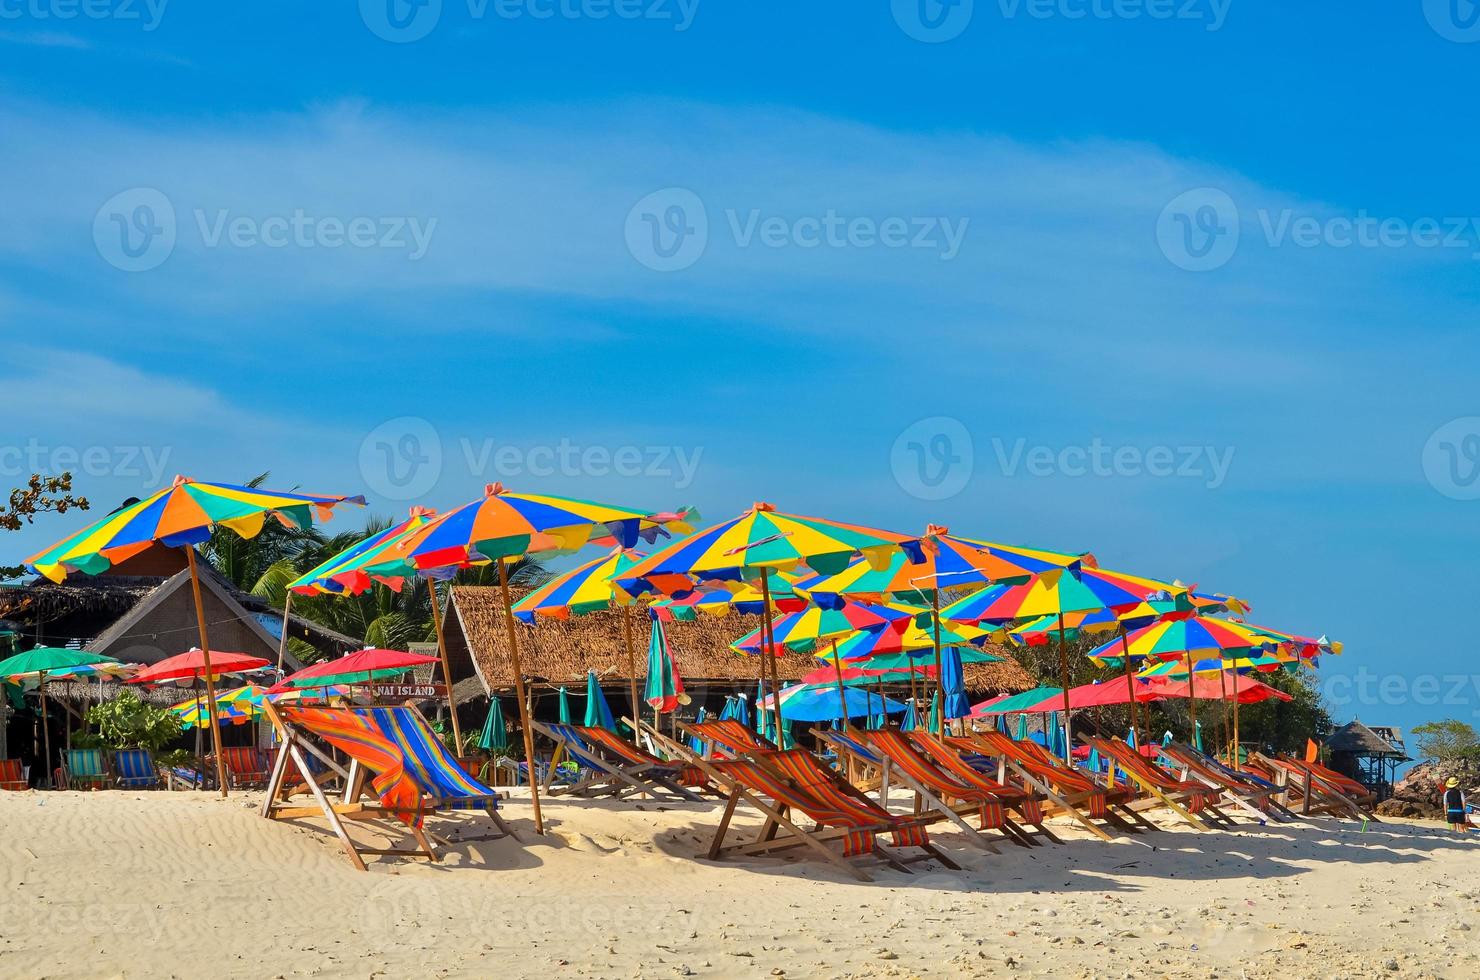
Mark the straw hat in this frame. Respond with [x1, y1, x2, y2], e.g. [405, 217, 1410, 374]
[1447, 776, 1460, 788]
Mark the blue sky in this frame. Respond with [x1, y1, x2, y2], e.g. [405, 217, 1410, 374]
[2, 1, 1478, 738]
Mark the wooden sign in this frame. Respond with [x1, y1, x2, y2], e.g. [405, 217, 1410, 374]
[370, 683, 447, 699]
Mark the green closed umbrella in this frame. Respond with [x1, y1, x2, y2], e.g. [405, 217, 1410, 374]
[478, 697, 508, 753]
[557, 687, 572, 725]
[584, 671, 618, 733]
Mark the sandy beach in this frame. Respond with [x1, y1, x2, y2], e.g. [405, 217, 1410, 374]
[3, 789, 1476, 979]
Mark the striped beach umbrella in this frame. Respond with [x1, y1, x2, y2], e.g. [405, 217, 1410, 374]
[23, 475, 363, 797]
[583, 671, 618, 733]
[362, 483, 690, 836]
[643, 617, 684, 713]
[289, 507, 438, 598]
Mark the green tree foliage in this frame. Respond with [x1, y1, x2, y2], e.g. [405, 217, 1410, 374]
[85, 689, 183, 751]
[1411, 719, 1480, 762]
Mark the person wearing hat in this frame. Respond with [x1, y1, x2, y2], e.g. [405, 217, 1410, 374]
[1443, 776, 1470, 832]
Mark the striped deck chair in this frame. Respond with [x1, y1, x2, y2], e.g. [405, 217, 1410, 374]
[60, 749, 110, 791]
[535, 722, 707, 802]
[1289, 756, 1380, 809]
[221, 747, 270, 789]
[1155, 743, 1295, 822]
[811, 729, 885, 790]
[261, 703, 515, 871]
[853, 729, 1052, 850]
[354, 706, 517, 843]
[959, 731, 1145, 839]
[679, 719, 774, 759]
[705, 748, 960, 881]
[112, 749, 160, 789]
[0, 760, 27, 791]
[1083, 737, 1232, 830]
[901, 731, 1065, 845]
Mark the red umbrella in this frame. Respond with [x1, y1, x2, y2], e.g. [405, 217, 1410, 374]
[1145, 675, 1292, 704]
[128, 649, 269, 685]
[270, 648, 439, 692]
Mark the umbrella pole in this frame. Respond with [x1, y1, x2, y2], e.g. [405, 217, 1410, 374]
[1231, 669, 1241, 770]
[829, 640, 849, 730]
[276, 592, 293, 674]
[621, 606, 641, 748]
[931, 589, 945, 735]
[1218, 667, 1230, 761]
[1058, 613, 1072, 763]
[1120, 628, 1138, 742]
[497, 557, 544, 835]
[186, 548, 229, 798]
[425, 578, 462, 751]
[39, 671, 51, 789]
[1183, 649, 1197, 745]
[757, 569, 784, 739]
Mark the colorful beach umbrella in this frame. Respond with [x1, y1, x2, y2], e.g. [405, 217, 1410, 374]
[24, 475, 364, 797]
[169, 685, 268, 729]
[583, 671, 618, 733]
[363, 483, 688, 836]
[614, 502, 914, 734]
[129, 649, 269, 686]
[478, 697, 509, 753]
[643, 617, 684, 713]
[757, 683, 907, 724]
[271, 648, 438, 691]
[0, 647, 128, 783]
[729, 600, 918, 655]
[288, 507, 438, 598]
[648, 576, 808, 622]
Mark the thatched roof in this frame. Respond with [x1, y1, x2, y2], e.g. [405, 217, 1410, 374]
[447, 586, 1037, 695]
[0, 578, 157, 624]
[1327, 719, 1409, 758]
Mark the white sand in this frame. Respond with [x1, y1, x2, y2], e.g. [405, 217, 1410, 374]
[2, 788, 1477, 979]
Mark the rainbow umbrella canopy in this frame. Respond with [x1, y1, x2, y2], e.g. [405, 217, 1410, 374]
[24, 476, 363, 797]
[360, 482, 690, 836]
[613, 502, 915, 733]
[288, 506, 438, 597]
[648, 575, 808, 622]
[271, 648, 440, 691]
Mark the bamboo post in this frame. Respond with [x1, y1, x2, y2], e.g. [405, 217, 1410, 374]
[1119, 627, 1139, 742]
[829, 640, 848, 729]
[425, 578, 462, 751]
[931, 588, 945, 734]
[276, 591, 293, 674]
[186, 548, 229, 798]
[1183, 648, 1197, 746]
[39, 671, 51, 789]
[621, 606, 642, 748]
[1058, 613, 1072, 763]
[757, 569, 784, 738]
[496, 557, 543, 835]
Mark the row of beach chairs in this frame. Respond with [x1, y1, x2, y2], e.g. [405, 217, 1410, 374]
[0, 746, 282, 792]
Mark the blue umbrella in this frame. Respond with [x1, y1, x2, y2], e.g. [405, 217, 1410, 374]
[1126, 727, 1138, 749]
[584, 671, 618, 733]
[718, 696, 737, 722]
[940, 646, 970, 722]
[1162, 730, 1174, 745]
[927, 689, 942, 734]
[1047, 711, 1063, 757]
[478, 697, 508, 752]
[688, 706, 709, 753]
[899, 700, 920, 732]
[1015, 714, 1028, 740]
[765, 683, 908, 724]
[735, 692, 753, 730]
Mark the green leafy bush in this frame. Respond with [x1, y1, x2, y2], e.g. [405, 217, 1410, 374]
[85, 690, 182, 751]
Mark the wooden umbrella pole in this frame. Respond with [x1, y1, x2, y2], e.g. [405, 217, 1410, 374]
[1058, 613, 1072, 763]
[829, 640, 848, 730]
[1120, 629, 1139, 742]
[425, 577, 462, 751]
[1218, 666, 1230, 762]
[1183, 649, 1198, 746]
[757, 569, 783, 738]
[621, 605, 641, 748]
[39, 671, 51, 789]
[276, 591, 293, 674]
[931, 588, 945, 734]
[497, 557, 543, 835]
[186, 548, 229, 798]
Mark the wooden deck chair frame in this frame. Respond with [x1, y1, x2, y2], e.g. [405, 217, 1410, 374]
[1081, 737, 1231, 831]
[806, 727, 886, 791]
[955, 731, 1146, 839]
[634, 718, 960, 883]
[1249, 753, 1372, 820]
[1155, 743, 1297, 823]
[261, 701, 491, 871]
[674, 718, 775, 760]
[1287, 756, 1381, 813]
[534, 721, 707, 803]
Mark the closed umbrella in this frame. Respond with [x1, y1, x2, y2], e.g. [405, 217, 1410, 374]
[583, 671, 618, 733]
[478, 697, 509, 753]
